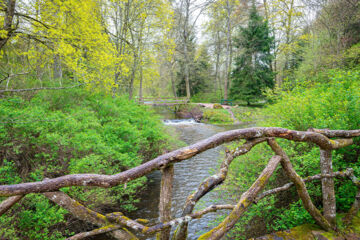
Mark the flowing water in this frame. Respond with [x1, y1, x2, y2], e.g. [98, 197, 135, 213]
[131, 107, 255, 239]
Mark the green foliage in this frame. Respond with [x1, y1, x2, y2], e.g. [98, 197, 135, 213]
[190, 90, 223, 103]
[0, 88, 170, 239]
[220, 69, 360, 238]
[230, 3, 274, 105]
[202, 108, 233, 124]
[176, 44, 211, 97]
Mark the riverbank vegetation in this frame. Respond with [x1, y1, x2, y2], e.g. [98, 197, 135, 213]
[0, 89, 172, 239]
[214, 0, 360, 237]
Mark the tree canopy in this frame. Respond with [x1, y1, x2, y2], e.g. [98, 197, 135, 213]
[230, 3, 274, 104]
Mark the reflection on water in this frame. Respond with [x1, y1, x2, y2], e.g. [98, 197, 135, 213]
[132, 115, 253, 240]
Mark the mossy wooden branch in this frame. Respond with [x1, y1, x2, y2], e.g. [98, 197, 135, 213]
[320, 148, 336, 225]
[0, 195, 23, 216]
[343, 189, 360, 225]
[158, 165, 174, 240]
[343, 172, 360, 224]
[65, 225, 121, 240]
[43, 191, 137, 240]
[173, 138, 266, 240]
[267, 139, 334, 231]
[1, 127, 356, 197]
[308, 128, 360, 138]
[198, 155, 282, 240]
[256, 170, 354, 201]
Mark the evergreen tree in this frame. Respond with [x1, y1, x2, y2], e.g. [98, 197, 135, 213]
[230, 3, 274, 105]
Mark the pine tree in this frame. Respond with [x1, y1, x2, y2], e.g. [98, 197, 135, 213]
[230, 3, 274, 105]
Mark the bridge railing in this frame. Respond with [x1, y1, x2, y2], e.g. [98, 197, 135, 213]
[135, 96, 189, 105]
[1, 128, 360, 240]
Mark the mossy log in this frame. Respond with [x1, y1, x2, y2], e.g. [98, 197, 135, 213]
[197, 155, 282, 240]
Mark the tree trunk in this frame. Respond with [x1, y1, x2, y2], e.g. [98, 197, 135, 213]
[139, 65, 143, 101]
[0, 0, 16, 50]
[53, 54, 63, 85]
[224, 0, 232, 100]
[183, 0, 191, 99]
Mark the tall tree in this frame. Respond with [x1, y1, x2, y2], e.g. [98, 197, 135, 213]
[230, 3, 274, 105]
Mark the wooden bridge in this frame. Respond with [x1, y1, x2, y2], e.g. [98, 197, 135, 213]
[135, 97, 189, 106]
[1, 127, 360, 240]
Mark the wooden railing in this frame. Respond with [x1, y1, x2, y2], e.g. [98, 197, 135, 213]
[1, 127, 360, 240]
[135, 97, 189, 105]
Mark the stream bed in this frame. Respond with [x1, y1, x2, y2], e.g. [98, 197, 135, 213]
[131, 108, 255, 239]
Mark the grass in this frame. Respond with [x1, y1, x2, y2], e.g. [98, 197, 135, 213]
[202, 108, 234, 125]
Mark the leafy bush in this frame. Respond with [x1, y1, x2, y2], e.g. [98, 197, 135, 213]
[0, 88, 170, 239]
[219, 69, 360, 239]
[202, 108, 233, 124]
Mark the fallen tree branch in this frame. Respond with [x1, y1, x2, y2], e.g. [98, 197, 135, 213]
[198, 155, 282, 240]
[0, 195, 23, 216]
[174, 138, 267, 240]
[2, 127, 356, 197]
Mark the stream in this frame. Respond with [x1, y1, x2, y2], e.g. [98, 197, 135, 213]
[131, 107, 256, 239]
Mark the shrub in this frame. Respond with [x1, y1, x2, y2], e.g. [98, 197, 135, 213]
[0, 88, 170, 239]
[218, 69, 360, 239]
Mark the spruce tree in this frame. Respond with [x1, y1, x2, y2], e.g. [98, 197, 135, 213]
[230, 3, 274, 105]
